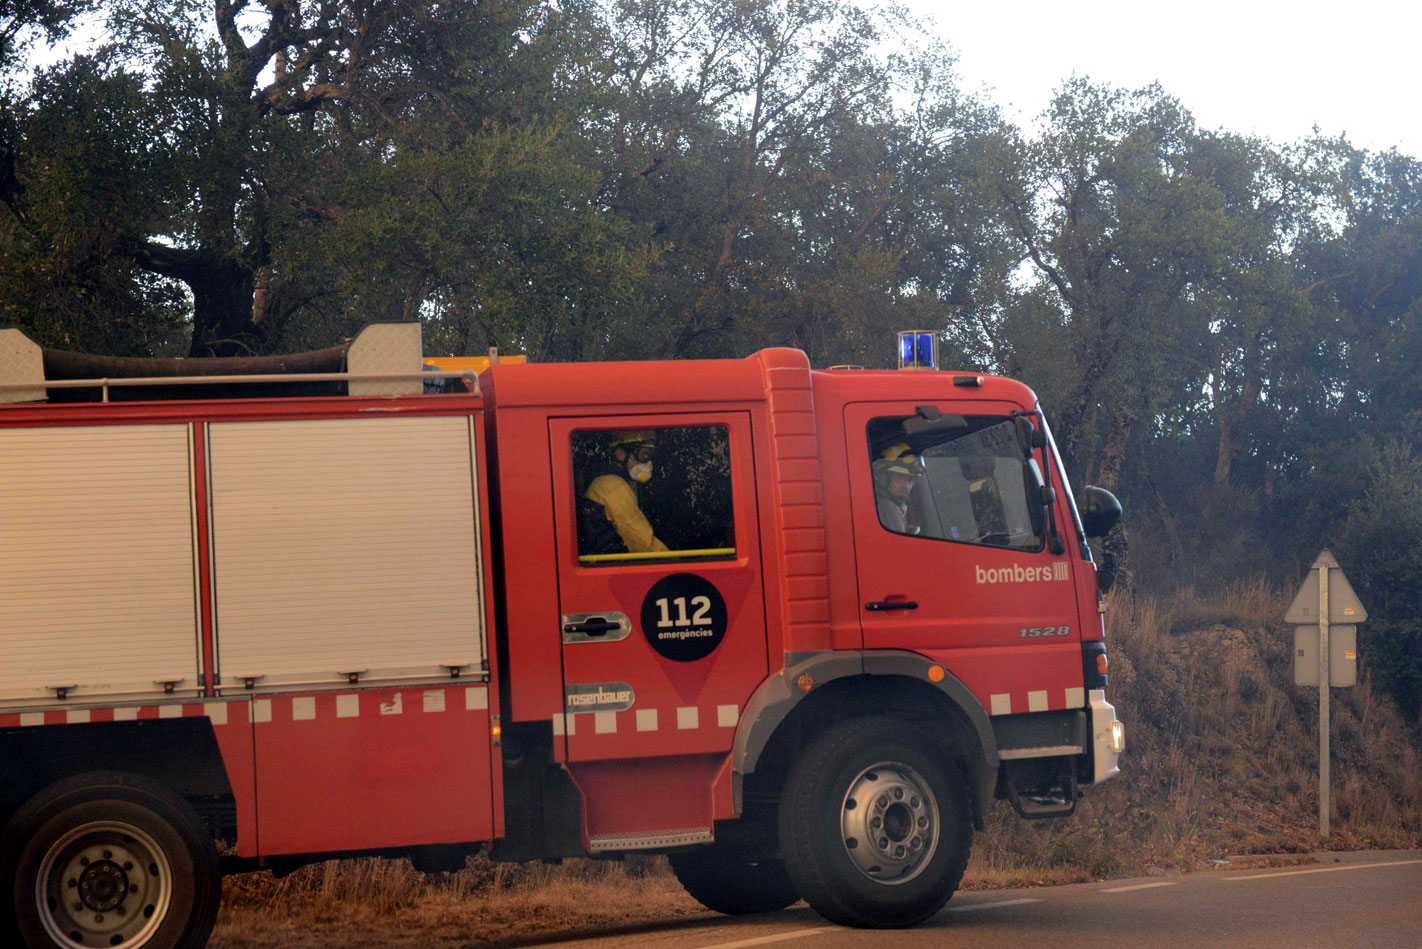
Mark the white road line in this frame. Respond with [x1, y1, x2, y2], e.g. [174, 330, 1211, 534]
[696, 927, 834, 949]
[1100, 881, 1176, 893]
[946, 897, 1043, 913]
[1226, 858, 1422, 880]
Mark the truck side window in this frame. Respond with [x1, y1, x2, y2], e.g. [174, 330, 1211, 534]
[867, 415, 1044, 552]
[573, 425, 736, 565]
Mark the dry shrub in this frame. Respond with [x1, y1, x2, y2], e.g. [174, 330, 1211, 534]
[960, 582, 1422, 886]
[1097, 584, 1416, 859]
[1164, 579, 1280, 633]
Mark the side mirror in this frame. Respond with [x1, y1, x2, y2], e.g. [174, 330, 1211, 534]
[1079, 486, 1122, 538]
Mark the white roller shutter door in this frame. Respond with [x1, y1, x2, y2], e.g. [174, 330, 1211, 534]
[0, 424, 199, 704]
[208, 415, 484, 689]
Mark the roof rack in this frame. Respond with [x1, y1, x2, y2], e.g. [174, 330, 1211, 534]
[0, 323, 479, 404]
[0, 369, 479, 403]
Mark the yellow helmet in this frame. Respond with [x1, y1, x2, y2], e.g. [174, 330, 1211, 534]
[874, 443, 924, 483]
[609, 429, 657, 449]
[883, 443, 924, 473]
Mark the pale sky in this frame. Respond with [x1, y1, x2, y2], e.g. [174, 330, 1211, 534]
[909, 0, 1421, 157]
[27, 2, 1421, 159]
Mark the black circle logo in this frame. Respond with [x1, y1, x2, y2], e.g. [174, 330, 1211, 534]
[640, 574, 728, 662]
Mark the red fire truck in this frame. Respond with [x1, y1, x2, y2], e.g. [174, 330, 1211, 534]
[0, 325, 1123, 948]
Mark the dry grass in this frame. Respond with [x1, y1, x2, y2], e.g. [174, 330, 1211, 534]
[908, 581, 1421, 886]
[212, 857, 702, 948]
[211, 581, 1422, 946]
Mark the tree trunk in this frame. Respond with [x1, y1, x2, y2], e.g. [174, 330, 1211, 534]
[1212, 411, 1237, 484]
[1094, 412, 1133, 593]
[1213, 323, 1262, 484]
[1212, 336, 1237, 483]
[187, 259, 262, 357]
[1094, 413, 1132, 493]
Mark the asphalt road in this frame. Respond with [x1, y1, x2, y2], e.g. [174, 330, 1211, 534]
[522, 850, 1422, 949]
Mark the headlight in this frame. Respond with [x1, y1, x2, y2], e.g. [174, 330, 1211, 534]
[1109, 720, 1126, 753]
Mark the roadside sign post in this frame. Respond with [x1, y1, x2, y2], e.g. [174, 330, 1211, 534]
[1318, 558, 1329, 838]
[1284, 549, 1367, 838]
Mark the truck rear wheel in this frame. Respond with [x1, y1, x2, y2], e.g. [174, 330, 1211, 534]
[668, 842, 798, 915]
[2, 772, 221, 949]
[778, 716, 972, 928]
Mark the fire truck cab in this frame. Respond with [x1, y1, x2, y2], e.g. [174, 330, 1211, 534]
[0, 325, 1123, 948]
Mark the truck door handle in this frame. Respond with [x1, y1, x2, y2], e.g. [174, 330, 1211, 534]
[565, 617, 622, 636]
[561, 612, 632, 643]
[865, 600, 918, 611]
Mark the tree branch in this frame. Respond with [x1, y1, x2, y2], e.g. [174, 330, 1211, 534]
[1001, 185, 1078, 311]
[214, 0, 249, 65]
[258, 80, 348, 115]
[130, 240, 206, 283]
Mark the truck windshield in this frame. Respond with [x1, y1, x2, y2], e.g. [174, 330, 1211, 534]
[868, 415, 1044, 551]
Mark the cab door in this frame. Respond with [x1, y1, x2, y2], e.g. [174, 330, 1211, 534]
[845, 401, 1084, 717]
[547, 413, 767, 839]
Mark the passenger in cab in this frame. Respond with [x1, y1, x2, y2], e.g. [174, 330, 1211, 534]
[960, 454, 1009, 542]
[580, 430, 670, 555]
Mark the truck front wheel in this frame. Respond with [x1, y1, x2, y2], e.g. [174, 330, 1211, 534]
[778, 716, 972, 928]
[2, 772, 221, 949]
[668, 842, 798, 915]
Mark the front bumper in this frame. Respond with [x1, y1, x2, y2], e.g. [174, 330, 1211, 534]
[1088, 688, 1124, 784]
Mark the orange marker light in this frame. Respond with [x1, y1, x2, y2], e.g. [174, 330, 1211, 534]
[1096, 654, 1109, 676]
[796, 674, 814, 692]
[928, 665, 946, 683]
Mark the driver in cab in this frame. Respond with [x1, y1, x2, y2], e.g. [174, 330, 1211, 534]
[873, 444, 924, 536]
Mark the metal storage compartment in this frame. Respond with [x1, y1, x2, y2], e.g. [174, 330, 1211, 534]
[207, 415, 486, 691]
[0, 424, 200, 703]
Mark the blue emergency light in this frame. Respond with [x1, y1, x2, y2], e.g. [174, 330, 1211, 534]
[897, 330, 938, 371]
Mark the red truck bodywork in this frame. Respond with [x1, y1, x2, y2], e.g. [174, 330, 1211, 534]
[0, 330, 1121, 946]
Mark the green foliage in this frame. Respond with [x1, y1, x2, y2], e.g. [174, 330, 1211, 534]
[1, 3, 1420, 719]
[0, 0, 90, 70]
[1001, 80, 1320, 499]
[0, 55, 189, 353]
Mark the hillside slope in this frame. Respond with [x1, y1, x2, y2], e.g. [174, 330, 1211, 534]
[971, 584, 1422, 880]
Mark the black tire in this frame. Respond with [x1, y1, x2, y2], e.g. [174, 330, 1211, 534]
[1, 772, 221, 949]
[778, 716, 972, 928]
[0, 805, 18, 949]
[668, 842, 799, 915]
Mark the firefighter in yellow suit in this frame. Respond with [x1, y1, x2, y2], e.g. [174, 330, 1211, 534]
[583, 431, 670, 554]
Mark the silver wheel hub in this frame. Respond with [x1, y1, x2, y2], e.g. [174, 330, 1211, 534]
[839, 762, 939, 885]
[36, 821, 173, 948]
